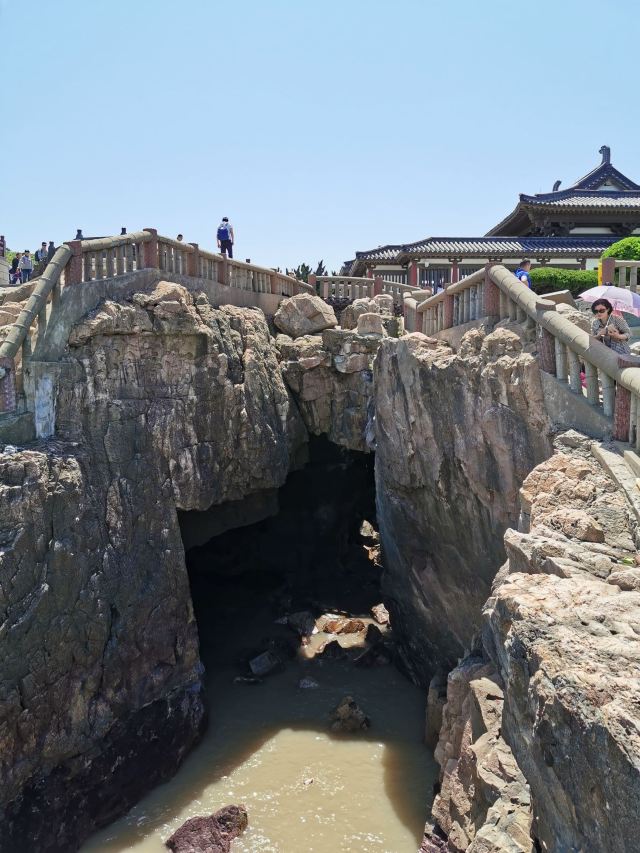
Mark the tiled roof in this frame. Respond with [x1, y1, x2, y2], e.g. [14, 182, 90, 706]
[355, 236, 614, 261]
[521, 191, 640, 208]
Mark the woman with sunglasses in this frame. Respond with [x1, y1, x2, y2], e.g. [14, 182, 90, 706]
[591, 298, 631, 355]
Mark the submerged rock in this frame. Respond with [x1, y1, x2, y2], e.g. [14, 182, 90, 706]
[166, 804, 248, 853]
[329, 696, 371, 733]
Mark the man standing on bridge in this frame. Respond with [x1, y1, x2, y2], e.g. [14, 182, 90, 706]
[217, 217, 234, 259]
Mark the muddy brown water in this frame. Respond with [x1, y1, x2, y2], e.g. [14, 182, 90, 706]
[82, 577, 437, 853]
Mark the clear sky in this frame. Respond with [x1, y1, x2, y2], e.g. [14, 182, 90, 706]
[2, 0, 638, 272]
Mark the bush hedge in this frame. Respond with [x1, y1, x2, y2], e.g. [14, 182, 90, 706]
[529, 266, 598, 297]
[601, 237, 640, 261]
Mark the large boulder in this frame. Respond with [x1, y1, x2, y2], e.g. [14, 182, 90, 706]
[166, 804, 248, 853]
[274, 293, 337, 338]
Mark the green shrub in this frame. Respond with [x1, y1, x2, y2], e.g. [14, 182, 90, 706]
[529, 266, 598, 297]
[601, 237, 640, 261]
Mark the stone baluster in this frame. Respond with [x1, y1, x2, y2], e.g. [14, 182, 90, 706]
[613, 356, 637, 441]
[555, 339, 568, 382]
[83, 250, 92, 282]
[125, 242, 133, 272]
[568, 350, 582, 393]
[65, 240, 83, 285]
[95, 251, 104, 279]
[600, 370, 615, 417]
[508, 296, 518, 322]
[585, 362, 599, 404]
[105, 248, 114, 277]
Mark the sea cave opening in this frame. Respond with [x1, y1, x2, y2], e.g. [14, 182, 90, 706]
[86, 437, 437, 852]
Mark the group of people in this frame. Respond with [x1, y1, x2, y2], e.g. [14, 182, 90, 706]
[514, 257, 631, 355]
[8, 241, 55, 285]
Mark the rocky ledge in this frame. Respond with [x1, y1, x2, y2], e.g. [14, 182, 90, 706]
[425, 431, 640, 852]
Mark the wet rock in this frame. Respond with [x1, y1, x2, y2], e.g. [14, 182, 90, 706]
[248, 650, 281, 677]
[425, 673, 447, 749]
[298, 677, 319, 689]
[329, 696, 371, 733]
[166, 804, 248, 853]
[274, 293, 337, 338]
[353, 645, 391, 668]
[286, 610, 317, 637]
[317, 615, 366, 635]
[316, 639, 347, 660]
[370, 602, 389, 624]
[365, 623, 384, 645]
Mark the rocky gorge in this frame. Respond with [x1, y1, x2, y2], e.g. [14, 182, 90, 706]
[1, 282, 639, 852]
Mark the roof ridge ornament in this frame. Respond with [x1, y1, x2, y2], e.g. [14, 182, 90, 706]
[553, 180, 561, 192]
[599, 145, 611, 165]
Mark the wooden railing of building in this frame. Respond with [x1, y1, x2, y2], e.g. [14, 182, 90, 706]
[0, 229, 311, 413]
[404, 263, 640, 448]
[310, 274, 420, 307]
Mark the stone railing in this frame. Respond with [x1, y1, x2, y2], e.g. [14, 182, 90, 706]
[601, 257, 640, 290]
[407, 263, 640, 448]
[0, 229, 309, 420]
[311, 274, 420, 306]
[407, 269, 485, 335]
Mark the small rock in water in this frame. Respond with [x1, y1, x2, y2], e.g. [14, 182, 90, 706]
[316, 639, 347, 660]
[166, 804, 248, 853]
[287, 610, 317, 637]
[365, 623, 384, 645]
[303, 777, 314, 786]
[359, 520, 378, 540]
[371, 603, 390, 625]
[317, 615, 366, 635]
[298, 676, 319, 689]
[329, 696, 371, 733]
[248, 650, 281, 677]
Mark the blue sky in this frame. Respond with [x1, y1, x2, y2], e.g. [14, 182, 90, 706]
[2, 0, 638, 272]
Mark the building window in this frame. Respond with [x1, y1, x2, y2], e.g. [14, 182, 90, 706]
[421, 267, 450, 287]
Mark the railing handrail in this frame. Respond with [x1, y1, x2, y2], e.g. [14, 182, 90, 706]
[0, 245, 71, 359]
[488, 265, 640, 398]
[316, 275, 373, 283]
[416, 268, 485, 312]
[80, 231, 153, 252]
[612, 260, 640, 268]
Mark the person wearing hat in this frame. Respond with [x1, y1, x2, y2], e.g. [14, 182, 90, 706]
[216, 217, 234, 259]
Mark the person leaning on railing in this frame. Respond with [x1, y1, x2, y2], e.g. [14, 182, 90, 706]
[591, 298, 631, 355]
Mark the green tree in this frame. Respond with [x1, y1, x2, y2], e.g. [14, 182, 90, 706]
[601, 237, 640, 261]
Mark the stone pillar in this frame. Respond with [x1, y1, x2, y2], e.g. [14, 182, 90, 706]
[65, 239, 83, 284]
[142, 228, 159, 269]
[374, 275, 383, 296]
[449, 258, 460, 284]
[537, 327, 556, 375]
[408, 261, 418, 287]
[188, 243, 200, 277]
[601, 256, 616, 284]
[0, 357, 16, 413]
[613, 355, 637, 441]
[483, 263, 500, 317]
[366, 266, 374, 279]
[221, 254, 229, 286]
[444, 292, 454, 328]
[308, 273, 317, 294]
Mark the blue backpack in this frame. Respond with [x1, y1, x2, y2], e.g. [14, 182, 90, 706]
[217, 224, 230, 241]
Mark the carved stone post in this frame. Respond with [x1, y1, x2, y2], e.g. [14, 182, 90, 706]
[374, 275, 383, 297]
[483, 263, 499, 317]
[444, 292, 454, 328]
[537, 327, 557, 375]
[188, 243, 200, 278]
[308, 274, 317, 295]
[142, 228, 159, 269]
[601, 256, 616, 284]
[0, 357, 16, 413]
[613, 355, 637, 441]
[408, 261, 418, 288]
[65, 239, 83, 285]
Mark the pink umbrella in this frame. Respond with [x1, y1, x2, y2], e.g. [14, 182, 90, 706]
[579, 284, 640, 318]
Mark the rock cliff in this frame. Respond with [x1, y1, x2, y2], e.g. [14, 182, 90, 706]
[374, 328, 553, 683]
[423, 431, 640, 852]
[0, 284, 307, 851]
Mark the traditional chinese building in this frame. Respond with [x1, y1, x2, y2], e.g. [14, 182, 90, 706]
[343, 146, 640, 287]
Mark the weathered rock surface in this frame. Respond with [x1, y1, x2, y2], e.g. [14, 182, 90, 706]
[329, 696, 371, 732]
[482, 433, 640, 853]
[423, 658, 532, 853]
[274, 292, 337, 338]
[166, 804, 248, 853]
[278, 327, 380, 451]
[0, 287, 307, 850]
[374, 328, 553, 682]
